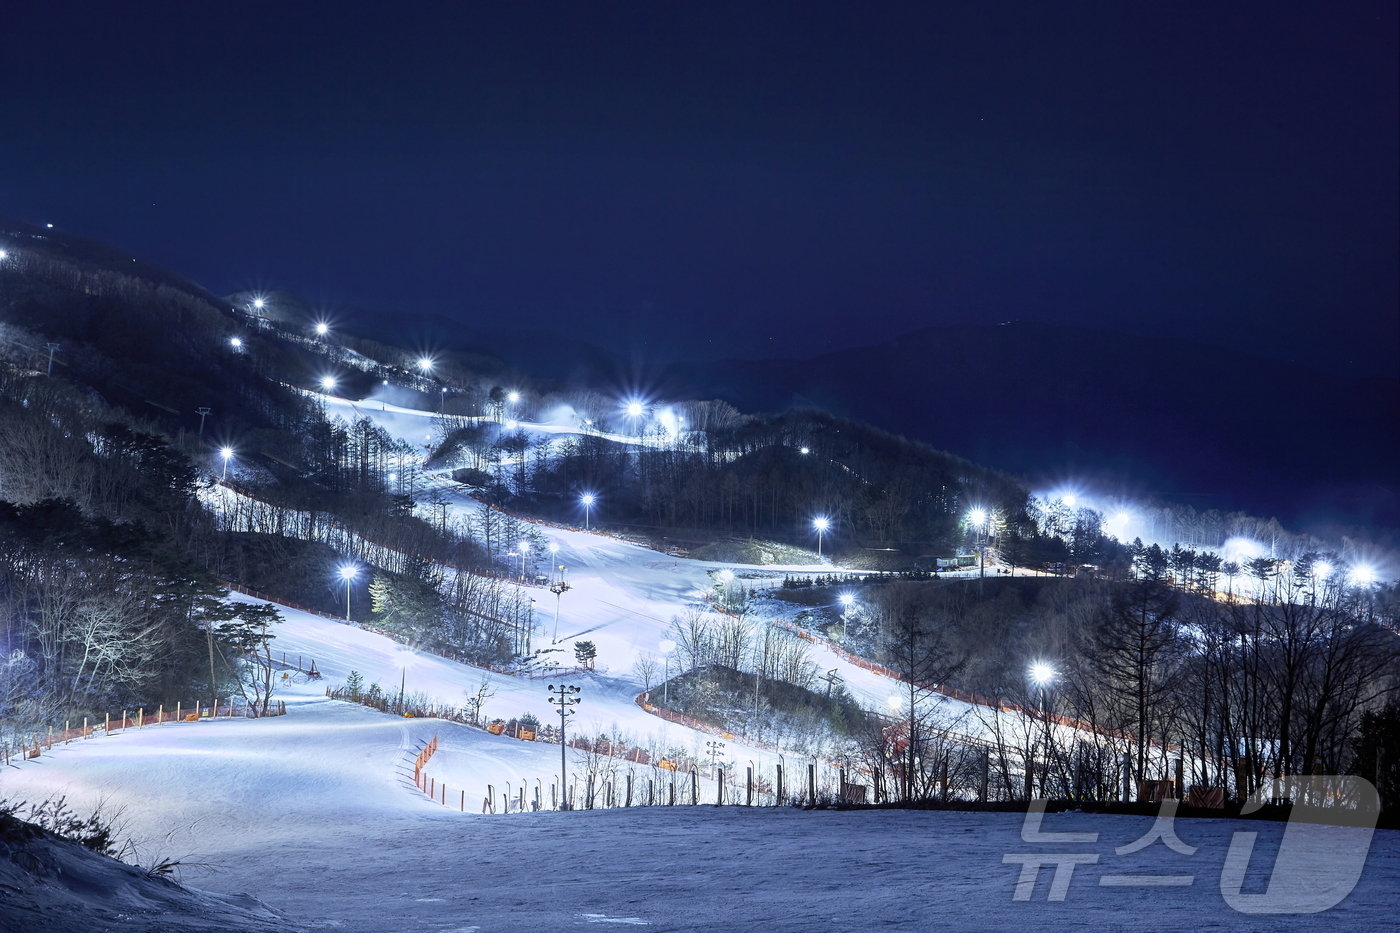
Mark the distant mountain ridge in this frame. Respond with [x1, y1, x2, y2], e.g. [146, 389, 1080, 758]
[666, 321, 1400, 534]
[3, 213, 1392, 536]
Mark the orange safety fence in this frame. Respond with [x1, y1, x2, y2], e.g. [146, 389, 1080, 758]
[2, 698, 287, 767]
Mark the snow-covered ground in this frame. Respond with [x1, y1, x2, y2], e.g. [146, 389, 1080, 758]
[5, 388, 1395, 930]
[3, 690, 1396, 932]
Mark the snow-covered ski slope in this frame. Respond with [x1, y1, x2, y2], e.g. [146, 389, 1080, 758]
[3, 695, 1396, 932]
[4, 389, 1399, 931]
[306, 392, 1069, 756]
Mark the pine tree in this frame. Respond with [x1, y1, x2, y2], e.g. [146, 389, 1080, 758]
[574, 640, 597, 670]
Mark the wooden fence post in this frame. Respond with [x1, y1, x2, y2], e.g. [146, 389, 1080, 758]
[776, 763, 784, 805]
[808, 762, 816, 806]
[747, 765, 754, 806]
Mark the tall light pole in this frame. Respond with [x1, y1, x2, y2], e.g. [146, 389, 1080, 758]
[548, 684, 582, 810]
[812, 516, 830, 559]
[515, 542, 531, 581]
[219, 446, 234, 481]
[838, 593, 855, 639]
[550, 570, 571, 643]
[625, 400, 645, 435]
[1028, 662, 1057, 797]
[45, 342, 60, 376]
[968, 509, 989, 578]
[657, 639, 675, 705]
[338, 564, 358, 621]
[580, 493, 595, 530]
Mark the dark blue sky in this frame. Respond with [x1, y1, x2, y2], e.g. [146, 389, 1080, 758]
[2, 2, 1396, 374]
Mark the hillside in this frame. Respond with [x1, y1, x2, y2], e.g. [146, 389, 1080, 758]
[1, 222, 1397, 931]
[668, 322, 1400, 534]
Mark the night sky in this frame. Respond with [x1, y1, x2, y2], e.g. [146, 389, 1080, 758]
[2, 2, 1396, 374]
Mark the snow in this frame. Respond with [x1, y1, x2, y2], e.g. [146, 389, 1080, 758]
[3, 703, 1396, 931]
[4, 389, 1397, 930]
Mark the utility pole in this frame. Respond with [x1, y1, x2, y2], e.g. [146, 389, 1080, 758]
[548, 684, 581, 810]
[45, 342, 59, 376]
[196, 407, 212, 435]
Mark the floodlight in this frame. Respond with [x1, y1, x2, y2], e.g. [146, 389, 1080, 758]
[1028, 662, 1057, 687]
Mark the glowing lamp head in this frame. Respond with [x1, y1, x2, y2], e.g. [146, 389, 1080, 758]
[417, 357, 433, 372]
[812, 517, 830, 533]
[1349, 565, 1378, 586]
[314, 322, 329, 336]
[229, 337, 243, 349]
[1028, 662, 1057, 687]
[518, 541, 531, 554]
[799, 447, 810, 455]
[507, 391, 520, 404]
[887, 695, 902, 711]
[252, 298, 265, 310]
[319, 376, 336, 391]
[0, 250, 8, 260]
[838, 593, 855, 609]
[716, 569, 735, 585]
[580, 493, 595, 507]
[219, 446, 234, 460]
[1313, 560, 1334, 581]
[1062, 494, 1077, 508]
[968, 508, 988, 527]
[549, 543, 559, 555]
[338, 565, 358, 582]
[626, 401, 645, 417]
